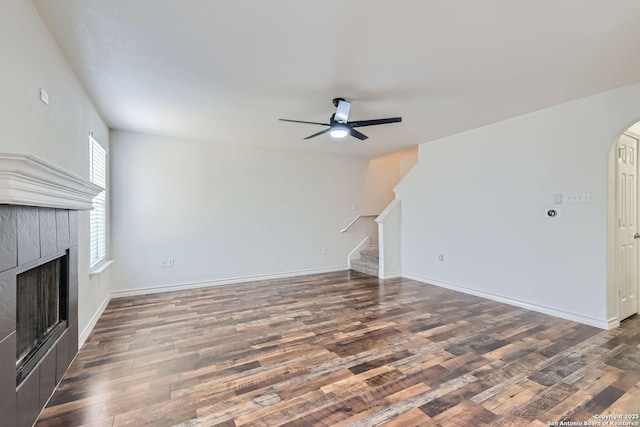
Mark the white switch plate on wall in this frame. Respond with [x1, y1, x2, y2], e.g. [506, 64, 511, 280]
[565, 192, 591, 204]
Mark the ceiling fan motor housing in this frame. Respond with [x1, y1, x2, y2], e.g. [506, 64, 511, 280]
[333, 98, 350, 124]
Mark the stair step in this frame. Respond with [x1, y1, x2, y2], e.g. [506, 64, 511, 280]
[351, 258, 379, 277]
[359, 248, 379, 263]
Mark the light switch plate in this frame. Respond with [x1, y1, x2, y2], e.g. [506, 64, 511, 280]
[565, 192, 591, 204]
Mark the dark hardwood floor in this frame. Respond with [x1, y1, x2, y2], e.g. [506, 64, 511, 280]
[36, 271, 640, 426]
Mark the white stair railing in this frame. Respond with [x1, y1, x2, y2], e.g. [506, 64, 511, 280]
[340, 214, 379, 233]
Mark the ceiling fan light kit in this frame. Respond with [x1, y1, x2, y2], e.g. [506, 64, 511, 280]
[279, 98, 402, 141]
[330, 127, 349, 139]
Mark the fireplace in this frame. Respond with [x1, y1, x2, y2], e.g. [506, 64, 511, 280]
[0, 154, 102, 427]
[16, 254, 68, 386]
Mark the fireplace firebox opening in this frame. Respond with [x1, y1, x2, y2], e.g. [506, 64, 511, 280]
[15, 252, 69, 385]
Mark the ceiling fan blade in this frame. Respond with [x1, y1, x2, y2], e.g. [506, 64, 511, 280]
[304, 128, 332, 140]
[349, 128, 369, 141]
[279, 118, 330, 126]
[348, 117, 402, 127]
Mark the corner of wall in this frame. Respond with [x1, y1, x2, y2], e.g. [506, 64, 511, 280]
[79, 290, 111, 348]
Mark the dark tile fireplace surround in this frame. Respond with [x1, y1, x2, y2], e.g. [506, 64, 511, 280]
[0, 206, 79, 427]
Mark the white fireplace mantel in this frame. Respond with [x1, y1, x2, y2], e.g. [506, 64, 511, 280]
[0, 154, 103, 210]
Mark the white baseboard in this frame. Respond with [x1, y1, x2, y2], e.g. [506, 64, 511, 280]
[111, 265, 349, 298]
[79, 292, 112, 348]
[608, 317, 620, 330]
[403, 273, 611, 330]
[380, 271, 402, 279]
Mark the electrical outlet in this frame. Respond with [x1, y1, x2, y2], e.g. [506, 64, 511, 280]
[437, 254, 445, 262]
[39, 88, 49, 105]
[160, 259, 167, 268]
[321, 248, 327, 255]
[167, 258, 174, 267]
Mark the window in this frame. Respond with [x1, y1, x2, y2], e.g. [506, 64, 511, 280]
[89, 135, 107, 268]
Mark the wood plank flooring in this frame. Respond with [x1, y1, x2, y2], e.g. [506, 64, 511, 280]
[36, 271, 640, 426]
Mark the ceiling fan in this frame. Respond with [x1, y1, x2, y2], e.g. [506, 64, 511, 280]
[279, 98, 402, 141]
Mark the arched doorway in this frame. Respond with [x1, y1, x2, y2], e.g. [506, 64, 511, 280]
[608, 120, 640, 326]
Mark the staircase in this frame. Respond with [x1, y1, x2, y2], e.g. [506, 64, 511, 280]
[350, 246, 379, 277]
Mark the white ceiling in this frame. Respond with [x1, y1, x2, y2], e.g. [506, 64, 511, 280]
[31, 0, 640, 159]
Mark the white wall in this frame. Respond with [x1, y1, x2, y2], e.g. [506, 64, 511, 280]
[0, 0, 111, 341]
[398, 82, 640, 329]
[377, 200, 402, 278]
[110, 130, 395, 293]
[373, 148, 418, 275]
[363, 147, 418, 213]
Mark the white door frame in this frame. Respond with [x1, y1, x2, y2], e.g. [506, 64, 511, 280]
[615, 132, 639, 321]
[609, 126, 640, 328]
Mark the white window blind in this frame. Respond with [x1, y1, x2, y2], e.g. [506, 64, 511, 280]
[89, 136, 107, 267]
